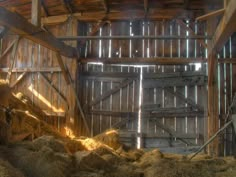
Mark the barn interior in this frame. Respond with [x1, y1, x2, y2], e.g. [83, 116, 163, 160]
[0, 0, 236, 177]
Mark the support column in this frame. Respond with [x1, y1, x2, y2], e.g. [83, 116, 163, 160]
[207, 20, 219, 156]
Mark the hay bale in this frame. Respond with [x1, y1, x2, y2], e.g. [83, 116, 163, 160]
[8, 146, 72, 177]
[0, 158, 25, 177]
[32, 136, 69, 153]
[144, 159, 213, 177]
[94, 129, 122, 150]
[65, 139, 86, 154]
[137, 149, 164, 168]
[74, 151, 111, 171]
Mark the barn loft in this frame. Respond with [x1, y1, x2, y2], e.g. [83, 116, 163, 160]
[0, 0, 236, 177]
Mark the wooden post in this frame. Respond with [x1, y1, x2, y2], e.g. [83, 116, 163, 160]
[31, 0, 41, 27]
[207, 19, 219, 157]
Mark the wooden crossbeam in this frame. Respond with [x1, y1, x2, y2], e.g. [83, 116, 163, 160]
[196, 9, 225, 21]
[165, 87, 204, 111]
[31, 0, 41, 27]
[0, 67, 61, 73]
[89, 110, 204, 118]
[55, 52, 71, 85]
[86, 78, 135, 109]
[10, 72, 27, 88]
[0, 7, 77, 58]
[80, 57, 206, 65]
[39, 73, 69, 106]
[153, 120, 193, 145]
[80, 57, 236, 64]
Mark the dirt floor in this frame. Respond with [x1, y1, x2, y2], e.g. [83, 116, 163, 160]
[0, 80, 236, 177]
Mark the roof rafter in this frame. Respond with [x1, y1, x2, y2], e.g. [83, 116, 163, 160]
[0, 7, 77, 58]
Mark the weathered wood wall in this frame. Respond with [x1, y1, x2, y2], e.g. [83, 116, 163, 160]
[218, 33, 236, 156]
[0, 18, 78, 135]
[77, 20, 209, 149]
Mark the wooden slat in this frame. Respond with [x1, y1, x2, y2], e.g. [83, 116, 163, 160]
[0, 7, 77, 58]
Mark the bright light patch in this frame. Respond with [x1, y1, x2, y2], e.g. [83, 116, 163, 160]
[64, 126, 75, 139]
[28, 84, 64, 113]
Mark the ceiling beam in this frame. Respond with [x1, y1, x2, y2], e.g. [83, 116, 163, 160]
[0, 7, 77, 58]
[31, 0, 41, 27]
[42, 9, 201, 24]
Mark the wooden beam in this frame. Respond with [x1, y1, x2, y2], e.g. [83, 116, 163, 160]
[144, 0, 148, 14]
[61, 0, 73, 14]
[165, 87, 204, 111]
[196, 9, 225, 21]
[102, 0, 108, 13]
[41, 9, 201, 24]
[10, 72, 27, 88]
[89, 110, 204, 118]
[55, 52, 71, 84]
[0, 38, 18, 61]
[80, 57, 206, 65]
[209, 0, 236, 55]
[81, 57, 236, 64]
[0, 7, 77, 58]
[0, 67, 61, 73]
[31, 0, 41, 27]
[143, 75, 206, 88]
[207, 19, 219, 157]
[6, 36, 20, 82]
[39, 73, 69, 106]
[85, 78, 135, 108]
[41, 0, 49, 17]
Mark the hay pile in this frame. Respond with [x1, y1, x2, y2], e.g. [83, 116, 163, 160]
[0, 158, 25, 177]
